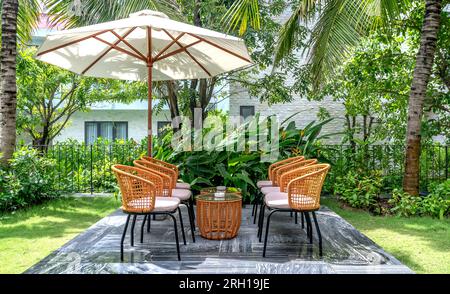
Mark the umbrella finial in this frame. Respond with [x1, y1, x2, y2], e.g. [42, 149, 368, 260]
[129, 10, 169, 19]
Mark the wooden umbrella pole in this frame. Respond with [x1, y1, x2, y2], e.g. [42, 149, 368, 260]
[147, 63, 153, 157]
[147, 26, 153, 157]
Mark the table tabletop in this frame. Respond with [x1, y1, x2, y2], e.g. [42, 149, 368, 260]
[196, 193, 241, 202]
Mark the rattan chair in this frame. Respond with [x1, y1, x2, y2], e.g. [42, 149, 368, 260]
[261, 163, 330, 257]
[142, 155, 190, 189]
[257, 158, 318, 236]
[256, 156, 305, 189]
[134, 159, 195, 242]
[252, 156, 305, 223]
[112, 164, 184, 261]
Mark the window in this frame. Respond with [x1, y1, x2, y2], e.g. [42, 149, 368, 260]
[240, 106, 255, 120]
[85, 121, 128, 144]
[157, 121, 171, 138]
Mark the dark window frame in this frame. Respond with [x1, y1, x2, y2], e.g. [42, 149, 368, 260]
[240, 105, 255, 120]
[157, 121, 171, 138]
[84, 121, 128, 145]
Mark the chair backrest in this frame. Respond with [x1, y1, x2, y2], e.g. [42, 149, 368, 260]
[268, 156, 304, 181]
[134, 159, 173, 196]
[273, 158, 317, 186]
[140, 156, 177, 186]
[142, 156, 179, 178]
[286, 164, 330, 211]
[277, 159, 319, 191]
[112, 164, 159, 213]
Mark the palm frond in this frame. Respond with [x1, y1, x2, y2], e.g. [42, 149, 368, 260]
[307, 0, 362, 88]
[44, 0, 182, 28]
[275, 0, 412, 88]
[221, 0, 260, 35]
[274, 0, 321, 66]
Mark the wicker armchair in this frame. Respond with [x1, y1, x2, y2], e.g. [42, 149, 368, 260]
[261, 164, 330, 257]
[256, 156, 305, 188]
[134, 159, 195, 243]
[112, 164, 183, 261]
[252, 156, 305, 223]
[142, 156, 190, 189]
[256, 158, 318, 236]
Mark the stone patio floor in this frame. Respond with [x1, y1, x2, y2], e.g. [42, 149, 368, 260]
[25, 206, 413, 274]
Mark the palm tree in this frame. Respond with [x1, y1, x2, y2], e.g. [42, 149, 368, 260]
[0, 0, 42, 165]
[223, 0, 444, 195]
[0, 0, 19, 165]
[403, 0, 442, 195]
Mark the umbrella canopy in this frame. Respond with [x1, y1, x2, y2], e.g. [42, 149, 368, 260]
[35, 10, 253, 155]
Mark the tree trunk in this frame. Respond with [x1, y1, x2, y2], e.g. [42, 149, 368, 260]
[166, 81, 180, 132]
[403, 0, 442, 195]
[0, 0, 19, 165]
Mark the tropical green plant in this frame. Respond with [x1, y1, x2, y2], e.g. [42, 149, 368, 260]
[389, 189, 423, 217]
[0, 147, 60, 211]
[389, 186, 449, 219]
[334, 169, 383, 211]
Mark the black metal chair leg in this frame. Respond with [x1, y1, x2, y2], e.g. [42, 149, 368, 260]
[185, 202, 196, 243]
[290, 211, 293, 217]
[258, 204, 265, 242]
[304, 212, 313, 244]
[120, 215, 131, 262]
[140, 215, 147, 243]
[253, 192, 260, 224]
[295, 212, 298, 224]
[190, 197, 196, 223]
[312, 211, 323, 256]
[178, 207, 187, 245]
[263, 209, 279, 257]
[301, 212, 305, 229]
[147, 213, 151, 232]
[130, 215, 137, 247]
[251, 196, 256, 216]
[167, 213, 181, 261]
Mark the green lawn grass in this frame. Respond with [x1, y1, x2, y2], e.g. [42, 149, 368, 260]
[322, 198, 450, 274]
[0, 196, 119, 274]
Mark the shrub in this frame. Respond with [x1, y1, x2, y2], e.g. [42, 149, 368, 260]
[0, 148, 61, 211]
[389, 189, 423, 217]
[334, 170, 383, 211]
[422, 180, 450, 219]
[389, 184, 449, 219]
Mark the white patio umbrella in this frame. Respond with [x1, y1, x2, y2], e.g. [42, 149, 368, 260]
[35, 10, 253, 155]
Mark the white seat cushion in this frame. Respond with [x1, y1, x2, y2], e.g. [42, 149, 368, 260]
[264, 192, 315, 209]
[257, 180, 273, 188]
[176, 182, 191, 189]
[171, 188, 192, 201]
[154, 197, 180, 212]
[265, 191, 288, 201]
[127, 197, 180, 212]
[261, 186, 280, 195]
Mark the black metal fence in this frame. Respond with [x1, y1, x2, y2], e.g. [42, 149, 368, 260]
[39, 143, 449, 194]
[319, 144, 449, 193]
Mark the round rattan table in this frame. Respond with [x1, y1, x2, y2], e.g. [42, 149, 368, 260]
[196, 193, 242, 240]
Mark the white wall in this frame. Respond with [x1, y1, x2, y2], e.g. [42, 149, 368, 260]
[229, 84, 345, 143]
[54, 109, 172, 143]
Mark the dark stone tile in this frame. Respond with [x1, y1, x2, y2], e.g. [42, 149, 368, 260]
[24, 206, 413, 274]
